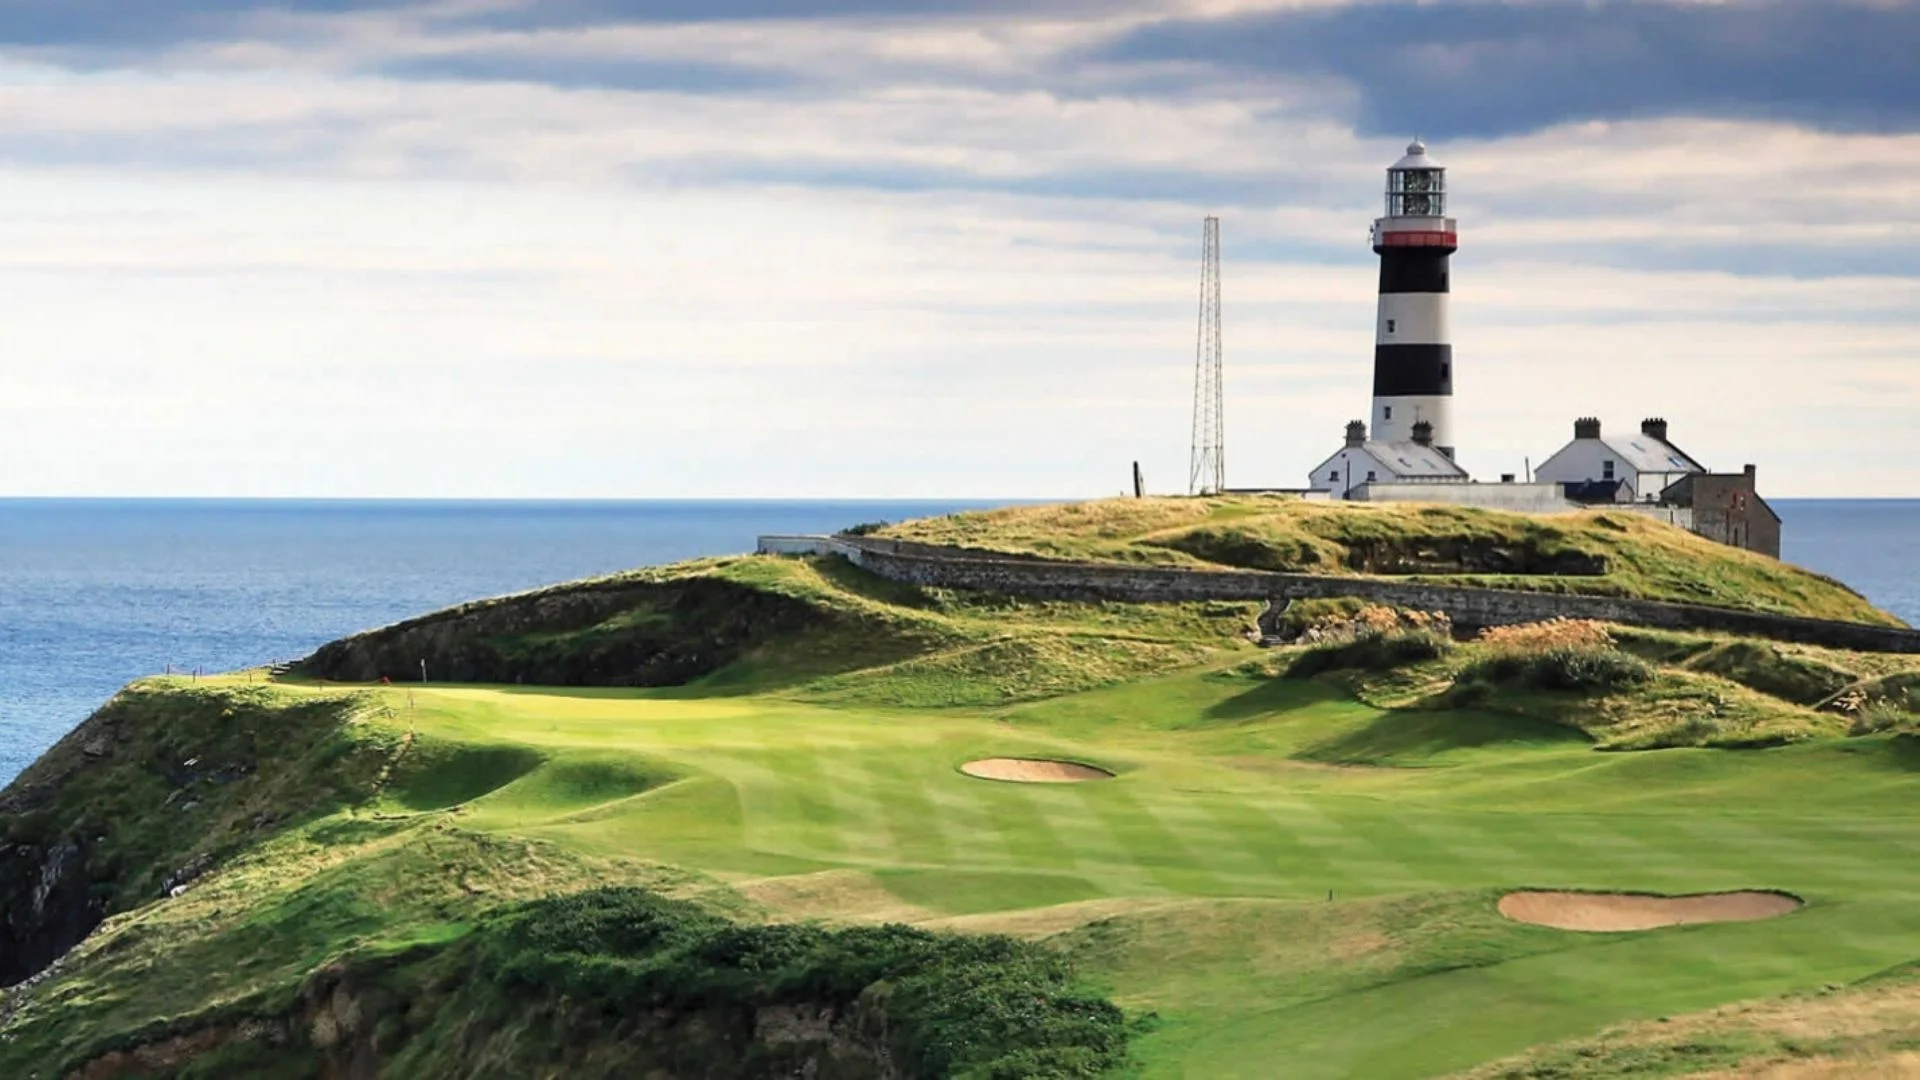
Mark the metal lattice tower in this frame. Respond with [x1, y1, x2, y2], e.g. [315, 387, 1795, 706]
[1188, 217, 1225, 495]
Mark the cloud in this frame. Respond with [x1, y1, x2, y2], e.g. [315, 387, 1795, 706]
[0, 0, 1913, 498]
[1099, 0, 1920, 137]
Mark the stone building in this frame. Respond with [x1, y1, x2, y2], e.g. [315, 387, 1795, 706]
[1660, 466, 1782, 558]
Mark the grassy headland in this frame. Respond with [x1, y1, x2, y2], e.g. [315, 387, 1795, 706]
[872, 496, 1898, 625]
[4, 498, 1920, 1078]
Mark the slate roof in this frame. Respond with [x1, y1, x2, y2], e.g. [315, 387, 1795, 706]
[1364, 441, 1468, 478]
[1601, 434, 1704, 476]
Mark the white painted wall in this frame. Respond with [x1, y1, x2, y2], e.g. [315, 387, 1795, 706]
[1371, 395, 1453, 447]
[755, 534, 848, 556]
[1376, 294, 1450, 345]
[1534, 439, 1649, 498]
[1355, 482, 1574, 513]
[1308, 447, 1393, 495]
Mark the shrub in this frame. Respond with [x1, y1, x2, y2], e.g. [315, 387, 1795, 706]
[1847, 703, 1907, 737]
[1287, 629, 1451, 678]
[842, 521, 891, 536]
[1269, 600, 1450, 644]
[1459, 645, 1654, 694]
[1476, 618, 1613, 651]
[478, 887, 1132, 1079]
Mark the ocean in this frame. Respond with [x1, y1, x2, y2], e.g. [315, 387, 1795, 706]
[0, 498, 1913, 786]
[0, 499, 1004, 784]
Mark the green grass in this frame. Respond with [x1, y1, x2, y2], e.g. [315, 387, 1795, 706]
[17, 660, 1920, 1077]
[874, 496, 1898, 625]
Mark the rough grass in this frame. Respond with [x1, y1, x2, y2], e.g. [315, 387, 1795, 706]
[1450, 963, 1920, 1079]
[1298, 624, 1854, 751]
[875, 497, 1897, 625]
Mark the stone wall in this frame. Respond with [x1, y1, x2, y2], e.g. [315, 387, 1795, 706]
[756, 535, 1920, 655]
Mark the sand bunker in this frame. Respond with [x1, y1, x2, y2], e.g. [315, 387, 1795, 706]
[1498, 890, 1802, 932]
[960, 758, 1114, 784]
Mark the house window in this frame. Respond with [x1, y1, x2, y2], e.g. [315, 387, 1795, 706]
[1328, 471, 1339, 482]
[1602, 460, 1616, 480]
[1383, 406, 1393, 420]
[1366, 471, 1377, 482]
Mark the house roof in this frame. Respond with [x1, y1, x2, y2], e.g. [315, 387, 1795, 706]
[1312, 441, 1467, 482]
[1367, 441, 1468, 478]
[1601, 434, 1704, 476]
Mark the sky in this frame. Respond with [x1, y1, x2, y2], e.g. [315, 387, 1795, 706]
[0, 0, 1914, 499]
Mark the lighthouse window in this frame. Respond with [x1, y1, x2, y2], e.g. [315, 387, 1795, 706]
[1386, 319, 1396, 334]
[1383, 406, 1393, 420]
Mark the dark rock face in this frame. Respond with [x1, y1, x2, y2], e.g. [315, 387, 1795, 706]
[1342, 539, 1609, 577]
[301, 576, 833, 687]
[1, 688, 373, 991]
[0, 707, 118, 989]
[0, 838, 102, 987]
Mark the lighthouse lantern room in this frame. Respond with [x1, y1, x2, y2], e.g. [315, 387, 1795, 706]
[1370, 140, 1458, 459]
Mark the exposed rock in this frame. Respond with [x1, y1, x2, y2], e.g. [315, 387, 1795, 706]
[0, 839, 101, 988]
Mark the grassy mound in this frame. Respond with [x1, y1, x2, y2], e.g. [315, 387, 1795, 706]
[302, 554, 1259, 708]
[0, 682, 394, 987]
[1290, 621, 1888, 752]
[873, 497, 1897, 625]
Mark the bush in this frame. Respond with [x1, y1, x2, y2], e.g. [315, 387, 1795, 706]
[1459, 645, 1654, 694]
[1476, 618, 1613, 651]
[1287, 629, 1450, 678]
[841, 521, 891, 536]
[1268, 600, 1451, 644]
[478, 887, 1132, 1079]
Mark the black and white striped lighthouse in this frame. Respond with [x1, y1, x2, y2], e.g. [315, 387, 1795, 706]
[1370, 140, 1456, 459]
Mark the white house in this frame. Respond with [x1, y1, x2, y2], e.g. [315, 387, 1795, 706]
[1308, 420, 1467, 498]
[1533, 417, 1705, 502]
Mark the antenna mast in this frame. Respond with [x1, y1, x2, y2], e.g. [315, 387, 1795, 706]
[1188, 216, 1225, 495]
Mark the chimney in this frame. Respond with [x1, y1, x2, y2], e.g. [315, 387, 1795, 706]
[1744, 464, 1756, 480]
[1345, 420, 1367, 448]
[1574, 417, 1601, 440]
[1410, 420, 1434, 447]
[1641, 417, 1669, 441]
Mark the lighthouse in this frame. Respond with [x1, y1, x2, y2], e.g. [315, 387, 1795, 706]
[1369, 140, 1456, 459]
